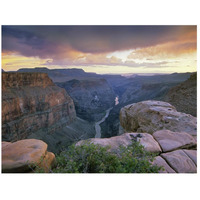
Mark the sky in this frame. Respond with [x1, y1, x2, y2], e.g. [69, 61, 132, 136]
[2, 25, 197, 74]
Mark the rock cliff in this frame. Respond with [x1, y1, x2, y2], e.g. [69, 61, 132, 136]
[119, 100, 197, 173]
[77, 100, 197, 173]
[120, 100, 197, 136]
[56, 78, 115, 122]
[163, 72, 197, 116]
[2, 72, 76, 142]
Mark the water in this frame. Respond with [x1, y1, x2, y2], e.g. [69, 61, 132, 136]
[95, 107, 113, 138]
[115, 96, 119, 105]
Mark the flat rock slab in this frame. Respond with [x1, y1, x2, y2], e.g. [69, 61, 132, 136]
[129, 133, 162, 153]
[76, 133, 132, 152]
[183, 150, 197, 166]
[2, 141, 11, 149]
[161, 150, 197, 173]
[77, 132, 161, 153]
[2, 139, 48, 173]
[120, 100, 197, 136]
[152, 156, 176, 173]
[153, 130, 196, 152]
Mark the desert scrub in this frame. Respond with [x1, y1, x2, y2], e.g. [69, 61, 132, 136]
[51, 141, 162, 173]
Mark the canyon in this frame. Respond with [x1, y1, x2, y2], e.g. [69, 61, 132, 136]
[1, 69, 197, 173]
[2, 72, 95, 153]
[2, 72, 76, 141]
[56, 78, 115, 122]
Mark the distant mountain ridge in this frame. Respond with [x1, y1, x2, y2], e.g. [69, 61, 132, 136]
[17, 67, 99, 82]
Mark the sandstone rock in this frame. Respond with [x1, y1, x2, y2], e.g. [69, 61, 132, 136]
[183, 150, 197, 165]
[2, 72, 76, 141]
[76, 132, 161, 153]
[152, 156, 176, 173]
[129, 133, 162, 153]
[38, 152, 56, 173]
[2, 141, 11, 149]
[161, 150, 197, 173]
[2, 72, 54, 90]
[153, 130, 196, 152]
[2, 139, 55, 173]
[120, 100, 197, 136]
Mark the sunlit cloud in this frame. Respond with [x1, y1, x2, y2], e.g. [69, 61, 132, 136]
[2, 25, 197, 74]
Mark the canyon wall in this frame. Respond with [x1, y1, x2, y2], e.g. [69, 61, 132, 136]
[163, 72, 197, 117]
[2, 72, 76, 142]
[56, 78, 115, 122]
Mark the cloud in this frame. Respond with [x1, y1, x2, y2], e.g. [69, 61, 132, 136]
[128, 41, 196, 60]
[2, 26, 197, 73]
[124, 60, 169, 68]
[2, 25, 196, 59]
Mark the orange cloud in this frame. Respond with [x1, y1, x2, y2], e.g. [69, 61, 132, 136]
[128, 41, 196, 60]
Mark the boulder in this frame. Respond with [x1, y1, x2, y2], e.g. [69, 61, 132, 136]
[161, 150, 197, 173]
[120, 100, 197, 136]
[2, 139, 55, 173]
[38, 152, 56, 173]
[183, 150, 197, 165]
[153, 130, 196, 152]
[152, 156, 176, 173]
[76, 132, 161, 153]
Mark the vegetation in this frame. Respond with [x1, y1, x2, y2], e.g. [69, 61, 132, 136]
[34, 141, 162, 173]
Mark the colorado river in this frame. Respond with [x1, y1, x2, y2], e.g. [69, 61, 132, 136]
[95, 107, 113, 138]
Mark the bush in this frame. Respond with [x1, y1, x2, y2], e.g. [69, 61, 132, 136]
[51, 141, 162, 173]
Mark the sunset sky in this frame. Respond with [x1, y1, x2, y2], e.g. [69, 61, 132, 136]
[2, 25, 197, 74]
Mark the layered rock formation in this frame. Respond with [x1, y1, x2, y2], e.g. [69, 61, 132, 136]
[164, 72, 197, 116]
[56, 78, 115, 122]
[100, 73, 191, 138]
[77, 100, 197, 173]
[120, 100, 197, 136]
[119, 100, 197, 173]
[76, 132, 162, 153]
[2, 139, 55, 173]
[2, 72, 76, 142]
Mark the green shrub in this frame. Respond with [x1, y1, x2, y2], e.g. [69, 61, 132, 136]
[51, 141, 162, 173]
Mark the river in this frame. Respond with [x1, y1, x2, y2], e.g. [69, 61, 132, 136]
[95, 107, 113, 138]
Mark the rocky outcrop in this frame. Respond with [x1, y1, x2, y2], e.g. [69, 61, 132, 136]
[118, 100, 197, 173]
[2, 72, 76, 142]
[76, 132, 161, 153]
[2, 72, 54, 90]
[152, 156, 176, 173]
[2, 139, 55, 173]
[153, 130, 196, 152]
[161, 150, 197, 173]
[120, 100, 197, 136]
[164, 72, 197, 117]
[57, 78, 115, 122]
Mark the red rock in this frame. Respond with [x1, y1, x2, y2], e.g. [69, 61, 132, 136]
[2, 72, 76, 141]
[2, 139, 55, 173]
